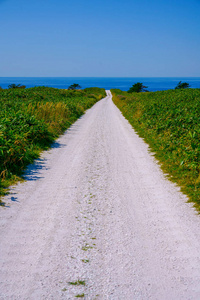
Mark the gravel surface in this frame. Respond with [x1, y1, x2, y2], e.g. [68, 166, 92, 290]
[1, 91, 200, 299]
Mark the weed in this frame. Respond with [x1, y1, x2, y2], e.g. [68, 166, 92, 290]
[68, 280, 86, 286]
[75, 294, 85, 298]
[81, 244, 93, 251]
[81, 259, 89, 263]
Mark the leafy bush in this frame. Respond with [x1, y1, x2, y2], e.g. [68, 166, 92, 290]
[68, 83, 81, 90]
[128, 82, 148, 93]
[8, 84, 26, 89]
[111, 88, 200, 209]
[175, 81, 190, 89]
[0, 86, 106, 197]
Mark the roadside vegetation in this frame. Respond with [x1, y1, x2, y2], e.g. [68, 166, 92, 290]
[0, 86, 106, 199]
[128, 82, 148, 93]
[111, 88, 200, 210]
[175, 81, 190, 90]
[68, 83, 81, 90]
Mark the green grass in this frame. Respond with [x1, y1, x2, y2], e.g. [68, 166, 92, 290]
[0, 86, 106, 199]
[81, 259, 89, 263]
[111, 88, 200, 210]
[68, 280, 86, 286]
[81, 244, 93, 251]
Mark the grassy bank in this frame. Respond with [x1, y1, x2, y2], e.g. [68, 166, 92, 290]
[111, 88, 200, 210]
[0, 87, 106, 199]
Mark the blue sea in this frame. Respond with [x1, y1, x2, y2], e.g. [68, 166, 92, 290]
[0, 77, 200, 92]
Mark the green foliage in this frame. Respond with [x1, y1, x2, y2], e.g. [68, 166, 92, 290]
[0, 86, 106, 197]
[127, 82, 148, 93]
[84, 87, 103, 94]
[111, 88, 200, 209]
[175, 81, 190, 89]
[68, 83, 81, 90]
[68, 280, 86, 286]
[83, 87, 107, 101]
[8, 84, 26, 89]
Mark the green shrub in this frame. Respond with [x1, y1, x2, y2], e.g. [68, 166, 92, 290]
[127, 82, 148, 93]
[175, 81, 190, 89]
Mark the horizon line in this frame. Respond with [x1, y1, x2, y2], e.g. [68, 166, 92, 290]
[1, 76, 200, 78]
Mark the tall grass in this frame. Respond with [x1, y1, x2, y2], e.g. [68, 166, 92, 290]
[111, 88, 200, 210]
[0, 87, 106, 198]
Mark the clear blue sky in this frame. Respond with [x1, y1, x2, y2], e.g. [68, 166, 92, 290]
[0, 0, 200, 77]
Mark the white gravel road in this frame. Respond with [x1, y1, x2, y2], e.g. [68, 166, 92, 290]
[1, 91, 200, 300]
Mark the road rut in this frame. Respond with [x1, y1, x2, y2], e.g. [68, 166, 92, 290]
[1, 91, 200, 299]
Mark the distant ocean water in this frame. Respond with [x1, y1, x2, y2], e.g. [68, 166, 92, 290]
[0, 77, 200, 92]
